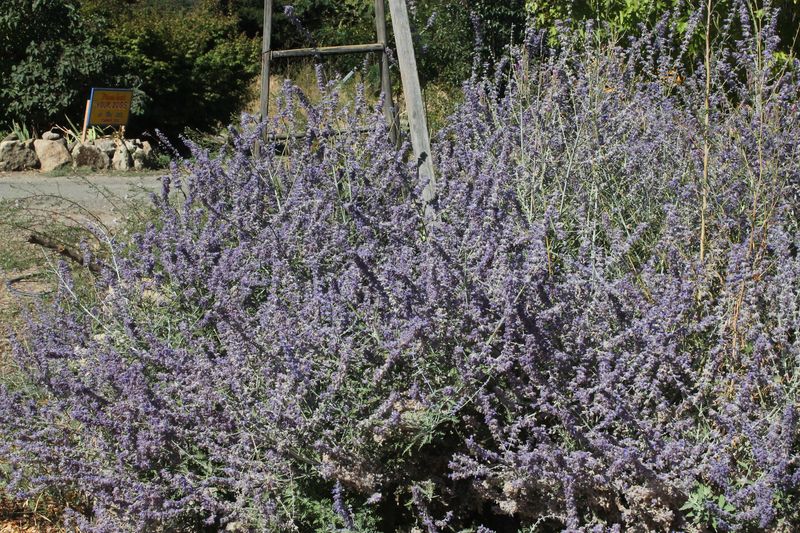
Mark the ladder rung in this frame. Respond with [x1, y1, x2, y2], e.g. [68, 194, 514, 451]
[268, 126, 374, 141]
[270, 43, 384, 59]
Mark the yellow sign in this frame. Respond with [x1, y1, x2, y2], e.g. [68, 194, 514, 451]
[88, 88, 133, 126]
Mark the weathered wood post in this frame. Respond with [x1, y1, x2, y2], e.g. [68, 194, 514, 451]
[387, 0, 436, 218]
[374, 0, 398, 145]
[257, 0, 274, 152]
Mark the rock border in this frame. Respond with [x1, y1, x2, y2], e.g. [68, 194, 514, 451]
[0, 131, 159, 173]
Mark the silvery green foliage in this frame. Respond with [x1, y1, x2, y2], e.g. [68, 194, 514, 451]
[1, 3, 799, 531]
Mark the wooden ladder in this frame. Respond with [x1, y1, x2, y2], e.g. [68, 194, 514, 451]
[258, 0, 436, 212]
[259, 0, 396, 143]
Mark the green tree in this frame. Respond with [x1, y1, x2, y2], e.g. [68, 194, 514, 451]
[408, 0, 527, 85]
[0, 0, 111, 130]
[81, 0, 260, 137]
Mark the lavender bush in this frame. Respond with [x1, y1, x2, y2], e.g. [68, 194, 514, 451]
[1, 2, 799, 531]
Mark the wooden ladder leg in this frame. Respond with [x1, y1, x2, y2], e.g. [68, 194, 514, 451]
[374, 0, 398, 145]
[258, 0, 274, 148]
[388, 0, 436, 218]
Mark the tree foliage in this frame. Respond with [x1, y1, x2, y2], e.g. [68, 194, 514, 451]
[526, 0, 800, 58]
[221, 0, 528, 86]
[0, 0, 110, 130]
[2, 0, 798, 136]
[81, 0, 259, 137]
[0, 0, 258, 135]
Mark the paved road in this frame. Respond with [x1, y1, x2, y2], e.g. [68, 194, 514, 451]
[0, 171, 165, 225]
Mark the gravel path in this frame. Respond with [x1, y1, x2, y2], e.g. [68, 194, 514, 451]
[0, 171, 164, 224]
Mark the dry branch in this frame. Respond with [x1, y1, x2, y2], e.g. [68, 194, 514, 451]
[26, 233, 102, 275]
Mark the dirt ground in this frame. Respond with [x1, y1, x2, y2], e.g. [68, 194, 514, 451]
[0, 170, 163, 227]
[0, 226, 55, 358]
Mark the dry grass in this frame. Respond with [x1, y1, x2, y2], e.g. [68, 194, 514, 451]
[243, 58, 462, 135]
[0, 224, 52, 349]
[0, 178, 156, 530]
[0, 494, 61, 533]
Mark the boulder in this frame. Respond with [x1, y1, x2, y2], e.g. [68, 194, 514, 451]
[33, 139, 72, 172]
[132, 141, 156, 170]
[92, 138, 117, 158]
[71, 144, 109, 170]
[141, 140, 154, 159]
[112, 145, 133, 171]
[133, 148, 147, 171]
[2, 132, 19, 142]
[0, 140, 39, 171]
[42, 131, 62, 141]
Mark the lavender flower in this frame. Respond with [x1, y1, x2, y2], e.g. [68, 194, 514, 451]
[1, 3, 798, 531]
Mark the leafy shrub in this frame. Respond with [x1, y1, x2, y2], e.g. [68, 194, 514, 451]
[405, 0, 527, 86]
[224, 0, 527, 87]
[1, 0, 259, 137]
[8, 121, 33, 142]
[81, 0, 260, 138]
[0, 0, 111, 130]
[525, 0, 800, 60]
[2, 1, 799, 531]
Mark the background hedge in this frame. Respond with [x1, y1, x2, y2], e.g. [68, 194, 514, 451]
[1, 1, 798, 139]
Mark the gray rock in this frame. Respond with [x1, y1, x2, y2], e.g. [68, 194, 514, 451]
[2, 132, 19, 142]
[0, 161, 9, 172]
[53, 136, 68, 150]
[141, 140, 154, 159]
[0, 140, 39, 171]
[71, 144, 109, 170]
[33, 139, 72, 172]
[132, 141, 157, 170]
[92, 138, 117, 158]
[124, 140, 137, 152]
[42, 131, 62, 141]
[133, 148, 146, 171]
[134, 145, 157, 170]
[112, 145, 133, 171]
